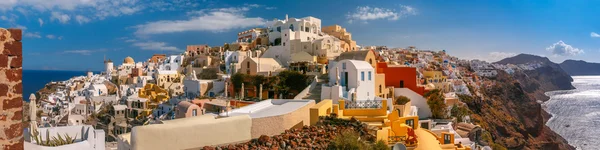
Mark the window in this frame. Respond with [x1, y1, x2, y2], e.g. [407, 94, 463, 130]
[379, 85, 382, 93]
[368, 71, 371, 81]
[361, 71, 365, 81]
[369, 59, 373, 65]
[276, 26, 281, 32]
[192, 109, 197, 116]
[247, 62, 250, 68]
[289, 24, 294, 31]
[283, 42, 285, 46]
[342, 63, 346, 69]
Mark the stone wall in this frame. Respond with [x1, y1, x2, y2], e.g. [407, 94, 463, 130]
[0, 28, 24, 149]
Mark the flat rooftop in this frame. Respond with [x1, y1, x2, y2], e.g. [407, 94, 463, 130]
[224, 99, 314, 118]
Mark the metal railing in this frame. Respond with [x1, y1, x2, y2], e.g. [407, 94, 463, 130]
[344, 100, 384, 109]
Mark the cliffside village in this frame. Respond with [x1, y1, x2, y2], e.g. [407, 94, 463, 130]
[24, 15, 543, 150]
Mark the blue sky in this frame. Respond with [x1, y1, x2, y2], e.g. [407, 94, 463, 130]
[1, 0, 599, 71]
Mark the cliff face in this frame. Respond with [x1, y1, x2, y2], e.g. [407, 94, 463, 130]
[467, 54, 575, 149]
[560, 60, 600, 76]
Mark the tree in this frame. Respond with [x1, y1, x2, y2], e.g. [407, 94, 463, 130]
[231, 73, 246, 92]
[450, 104, 471, 122]
[424, 89, 448, 119]
[251, 75, 266, 89]
[395, 96, 411, 105]
[275, 71, 310, 98]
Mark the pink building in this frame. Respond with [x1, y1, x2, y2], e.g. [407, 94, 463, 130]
[176, 101, 202, 118]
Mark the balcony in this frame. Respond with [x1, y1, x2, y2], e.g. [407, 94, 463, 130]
[344, 100, 384, 109]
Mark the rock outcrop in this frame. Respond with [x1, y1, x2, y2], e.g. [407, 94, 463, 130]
[202, 116, 376, 150]
[467, 54, 575, 149]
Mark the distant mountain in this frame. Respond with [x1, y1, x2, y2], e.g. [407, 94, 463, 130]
[495, 53, 574, 93]
[495, 53, 553, 65]
[559, 60, 600, 75]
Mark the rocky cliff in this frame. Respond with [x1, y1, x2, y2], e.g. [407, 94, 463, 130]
[465, 54, 575, 149]
[560, 59, 600, 76]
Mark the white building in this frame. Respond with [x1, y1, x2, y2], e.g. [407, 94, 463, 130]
[25, 125, 105, 150]
[261, 15, 342, 66]
[87, 84, 108, 97]
[224, 51, 249, 74]
[321, 60, 375, 103]
[158, 55, 184, 71]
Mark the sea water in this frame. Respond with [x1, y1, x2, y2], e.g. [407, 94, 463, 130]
[545, 76, 600, 150]
[23, 70, 90, 101]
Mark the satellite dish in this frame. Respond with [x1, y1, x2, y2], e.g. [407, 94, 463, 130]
[392, 143, 407, 150]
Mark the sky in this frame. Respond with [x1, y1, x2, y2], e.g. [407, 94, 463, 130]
[1, 0, 600, 71]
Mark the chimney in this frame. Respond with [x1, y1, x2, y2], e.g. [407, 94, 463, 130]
[285, 14, 288, 21]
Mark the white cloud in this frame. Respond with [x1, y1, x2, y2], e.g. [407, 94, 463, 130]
[58, 36, 63, 40]
[46, 34, 56, 39]
[38, 18, 43, 27]
[24, 32, 41, 38]
[546, 40, 584, 56]
[132, 41, 180, 51]
[591, 32, 600, 38]
[488, 52, 517, 62]
[265, 7, 277, 10]
[1, 0, 198, 25]
[347, 5, 417, 23]
[134, 6, 265, 36]
[50, 12, 70, 24]
[75, 15, 90, 24]
[63, 50, 94, 55]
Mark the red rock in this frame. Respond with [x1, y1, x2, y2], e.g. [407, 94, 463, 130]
[3, 97, 22, 110]
[0, 84, 8, 96]
[3, 140, 24, 150]
[4, 123, 22, 139]
[0, 54, 8, 68]
[4, 41, 22, 56]
[11, 110, 21, 120]
[5, 68, 22, 82]
[9, 56, 21, 68]
[7, 29, 22, 41]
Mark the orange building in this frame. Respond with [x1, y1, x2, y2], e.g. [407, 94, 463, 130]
[377, 62, 427, 96]
[149, 54, 166, 63]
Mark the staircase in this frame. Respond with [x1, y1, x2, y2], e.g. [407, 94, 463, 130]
[303, 74, 328, 103]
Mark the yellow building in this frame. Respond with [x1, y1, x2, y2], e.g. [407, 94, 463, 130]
[422, 70, 451, 92]
[322, 25, 357, 52]
[310, 100, 470, 150]
[127, 84, 170, 119]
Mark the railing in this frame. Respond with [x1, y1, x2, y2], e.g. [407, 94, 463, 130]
[388, 136, 407, 144]
[344, 100, 384, 109]
[294, 75, 318, 100]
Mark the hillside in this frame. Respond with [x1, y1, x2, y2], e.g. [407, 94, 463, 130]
[560, 60, 600, 75]
[467, 54, 575, 149]
[495, 54, 574, 99]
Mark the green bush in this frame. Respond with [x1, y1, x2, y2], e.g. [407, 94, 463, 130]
[370, 140, 389, 150]
[394, 96, 411, 105]
[328, 130, 368, 150]
[491, 143, 507, 150]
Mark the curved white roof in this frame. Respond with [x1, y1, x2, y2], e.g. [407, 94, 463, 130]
[345, 60, 373, 70]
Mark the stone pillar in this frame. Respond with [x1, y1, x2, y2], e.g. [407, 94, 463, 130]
[224, 81, 228, 97]
[240, 83, 244, 99]
[0, 28, 24, 149]
[259, 84, 263, 100]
